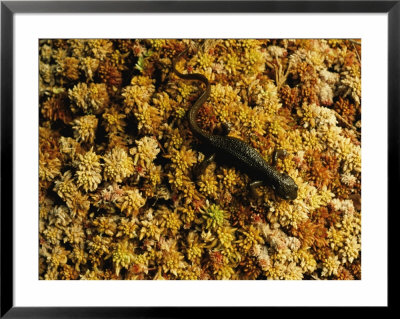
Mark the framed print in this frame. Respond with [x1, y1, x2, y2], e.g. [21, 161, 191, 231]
[1, 0, 395, 317]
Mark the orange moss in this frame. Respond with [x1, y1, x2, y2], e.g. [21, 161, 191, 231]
[41, 95, 72, 124]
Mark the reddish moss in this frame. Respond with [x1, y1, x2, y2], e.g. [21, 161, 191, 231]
[98, 60, 123, 91]
[334, 97, 356, 125]
[279, 85, 301, 111]
[41, 95, 72, 124]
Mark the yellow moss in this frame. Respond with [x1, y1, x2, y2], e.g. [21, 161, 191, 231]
[242, 47, 265, 74]
[158, 206, 182, 235]
[88, 235, 112, 256]
[68, 82, 109, 114]
[139, 218, 162, 241]
[63, 223, 85, 246]
[224, 52, 242, 75]
[39, 151, 62, 181]
[112, 239, 135, 276]
[117, 188, 146, 217]
[93, 216, 117, 236]
[159, 240, 186, 277]
[321, 255, 341, 277]
[178, 206, 197, 226]
[72, 115, 98, 144]
[198, 173, 219, 199]
[75, 149, 102, 192]
[79, 57, 99, 81]
[236, 225, 264, 253]
[54, 171, 78, 203]
[271, 200, 309, 229]
[41, 245, 69, 269]
[186, 231, 204, 263]
[130, 136, 160, 169]
[87, 39, 114, 60]
[152, 91, 175, 118]
[166, 145, 197, 171]
[102, 108, 126, 133]
[103, 147, 134, 183]
[213, 262, 235, 280]
[43, 226, 62, 245]
[217, 167, 239, 190]
[121, 76, 155, 112]
[197, 51, 214, 70]
[134, 102, 163, 135]
[295, 248, 317, 274]
[177, 82, 196, 100]
[116, 217, 138, 238]
[178, 264, 202, 280]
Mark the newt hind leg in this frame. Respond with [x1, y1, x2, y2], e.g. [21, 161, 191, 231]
[213, 122, 231, 136]
[192, 122, 230, 178]
[272, 149, 287, 166]
[193, 153, 216, 177]
[249, 180, 264, 198]
[249, 149, 288, 198]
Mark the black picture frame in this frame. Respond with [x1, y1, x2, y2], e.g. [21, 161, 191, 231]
[1, 0, 394, 317]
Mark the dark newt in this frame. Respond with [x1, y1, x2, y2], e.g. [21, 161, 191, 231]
[172, 49, 298, 200]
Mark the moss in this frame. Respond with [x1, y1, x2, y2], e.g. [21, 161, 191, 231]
[39, 39, 361, 280]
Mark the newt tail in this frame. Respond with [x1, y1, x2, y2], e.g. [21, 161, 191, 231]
[172, 49, 298, 200]
[172, 49, 213, 143]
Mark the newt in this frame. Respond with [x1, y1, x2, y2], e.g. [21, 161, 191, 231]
[172, 49, 298, 200]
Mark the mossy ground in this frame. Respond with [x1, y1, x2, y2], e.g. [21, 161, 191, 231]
[39, 39, 361, 280]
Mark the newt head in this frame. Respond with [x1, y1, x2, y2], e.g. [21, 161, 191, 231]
[272, 173, 298, 200]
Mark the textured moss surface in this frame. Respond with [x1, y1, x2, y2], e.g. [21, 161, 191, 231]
[39, 39, 361, 280]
